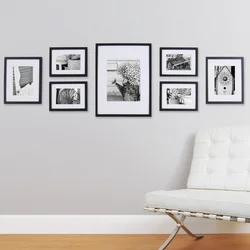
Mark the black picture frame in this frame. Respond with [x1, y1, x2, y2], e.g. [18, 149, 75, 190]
[160, 47, 198, 77]
[49, 81, 88, 111]
[206, 57, 244, 104]
[95, 43, 152, 117]
[49, 47, 88, 77]
[159, 81, 198, 111]
[4, 57, 42, 104]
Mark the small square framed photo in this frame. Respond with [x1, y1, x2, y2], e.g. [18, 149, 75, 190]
[160, 81, 198, 111]
[96, 43, 151, 117]
[4, 57, 42, 104]
[206, 57, 244, 104]
[160, 47, 198, 76]
[49, 82, 87, 111]
[50, 47, 87, 77]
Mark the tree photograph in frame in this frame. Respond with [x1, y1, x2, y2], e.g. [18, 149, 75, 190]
[4, 57, 42, 104]
[50, 47, 88, 77]
[96, 43, 151, 117]
[160, 82, 198, 111]
[160, 47, 198, 76]
[49, 82, 87, 111]
[206, 57, 244, 104]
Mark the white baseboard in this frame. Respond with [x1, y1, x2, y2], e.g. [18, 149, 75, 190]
[0, 215, 249, 234]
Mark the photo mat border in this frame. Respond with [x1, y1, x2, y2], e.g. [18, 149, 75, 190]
[4, 57, 43, 104]
[159, 81, 198, 111]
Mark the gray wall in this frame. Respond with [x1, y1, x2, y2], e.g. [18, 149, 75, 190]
[0, 0, 248, 214]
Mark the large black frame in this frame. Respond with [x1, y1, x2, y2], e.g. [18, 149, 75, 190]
[49, 81, 88, 111]
[160, 47, 198, 77]
[159, 81, 198, 111]
[206, 57, 244, 104]
[95, 43, 152, 117]
[4, 57, 42, 104]
[49, 47, 88, 77]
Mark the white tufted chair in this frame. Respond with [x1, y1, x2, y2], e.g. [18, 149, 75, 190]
[144, 125, 250, 249]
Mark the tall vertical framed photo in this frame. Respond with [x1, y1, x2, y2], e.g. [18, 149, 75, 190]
[50, 47, 88, 77]
[206, 57, 244, 104]
[96, 43, 152, 117]
[4, 57, 42, 104]
[160, 47, 198, 76]
[160, 81, 198, 111]
[49, 82, 87, 111]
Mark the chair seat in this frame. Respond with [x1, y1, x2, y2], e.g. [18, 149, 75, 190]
[144, 189, 250, 218]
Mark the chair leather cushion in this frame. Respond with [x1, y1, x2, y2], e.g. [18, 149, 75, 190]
[145, 189, 250, 218]
[188, 125, 250, 191]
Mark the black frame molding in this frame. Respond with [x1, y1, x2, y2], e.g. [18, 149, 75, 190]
[159, 47, 198, 77]
[159, 81, 198, 111]
[4, 57, 42, 104]
[206, 57, 244, 104]
[95, 43, 152, 117]
[49, 81, 88, 111]
[49, 47, 88, 77]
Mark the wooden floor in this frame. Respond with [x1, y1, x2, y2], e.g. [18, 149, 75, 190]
[0, 234, 249, 250]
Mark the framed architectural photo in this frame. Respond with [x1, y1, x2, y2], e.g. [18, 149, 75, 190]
[50, 47, 87, 77]
[206, 57, 244, 104]
[4, 57, 42, 104]
[160, 81, 198, 111]
[49, 82, 87, 111]
[160, 47, 198, 76]
[96, 43, 152, 117]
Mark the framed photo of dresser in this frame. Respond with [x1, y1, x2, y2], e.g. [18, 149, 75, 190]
[50, 47, 88, 77]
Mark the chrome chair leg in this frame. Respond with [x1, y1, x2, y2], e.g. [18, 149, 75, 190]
[158, 214, 203, 250]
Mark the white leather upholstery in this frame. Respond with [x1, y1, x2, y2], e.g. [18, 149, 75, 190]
[145, 189, 250, 218]
[187, 125, 250, 191]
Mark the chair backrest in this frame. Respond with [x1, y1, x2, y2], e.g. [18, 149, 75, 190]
[187, 125, 250, 191]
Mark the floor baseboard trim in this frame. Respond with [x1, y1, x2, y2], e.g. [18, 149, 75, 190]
[0, 215, 249, 234]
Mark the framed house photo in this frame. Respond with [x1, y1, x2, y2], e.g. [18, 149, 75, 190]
[206, 57, 244, 104]
[95, 43, 152, 117]
[160, 81, 198, 111]
[50, 47, 88, 77]
[49, 82, 87, 111]
[160, 47, 198, 76]
[4, 57, 42, 104]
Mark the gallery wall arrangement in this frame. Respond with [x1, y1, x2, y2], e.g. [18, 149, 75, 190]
[3, 45, 245, 114]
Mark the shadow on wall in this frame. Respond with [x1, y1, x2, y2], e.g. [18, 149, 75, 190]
[168, 133, 196, 189]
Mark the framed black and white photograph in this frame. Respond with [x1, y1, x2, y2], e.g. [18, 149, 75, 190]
[4, 57, 42, 104]
[49, 82, 87, 111]
[96, 43, 151, 117]
[160, 47, 198, 76]
[160, 82, 198, 111]
[50, 47, 87, 77]
[206, 57, 244, 104]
